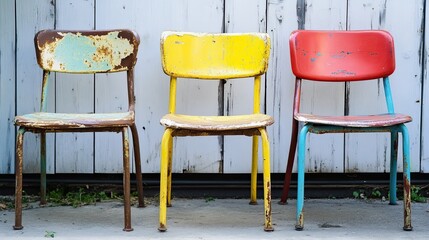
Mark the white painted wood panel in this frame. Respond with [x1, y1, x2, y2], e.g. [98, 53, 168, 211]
[346, 0, 423, 172]
[16, 0, 55, 173]
[268, 0, 347, 173]
[94, 1, 137, 173]
[3, 0, 428, 174]
[266, 0, 299, 173]
[0, 0, 16, 174]
[168, 0, 224, 173]
[55, 0, 95, 173]
[223, 0, 267, 173]
[422, 0, 429, 172]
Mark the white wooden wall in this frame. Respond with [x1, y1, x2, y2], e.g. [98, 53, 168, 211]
[0, 0, 427, 174]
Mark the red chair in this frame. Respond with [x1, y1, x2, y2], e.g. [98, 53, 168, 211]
[280, 30, 412, 231]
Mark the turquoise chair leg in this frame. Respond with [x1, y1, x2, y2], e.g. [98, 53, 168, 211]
[295, 124, 309, 231]
[400, 124, 412, 231]
[389, 130, 398, 205]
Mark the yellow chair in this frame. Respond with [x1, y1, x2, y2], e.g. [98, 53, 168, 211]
[158, 31, 274, 232]
[13, 29, 144, 231]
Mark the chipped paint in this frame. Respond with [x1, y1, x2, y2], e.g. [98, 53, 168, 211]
[36, 30, 139, 73]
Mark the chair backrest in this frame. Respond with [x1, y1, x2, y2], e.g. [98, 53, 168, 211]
[35, 29, 140, 73]
[161, 31, 270, 79]
[289, 30, 395, 81]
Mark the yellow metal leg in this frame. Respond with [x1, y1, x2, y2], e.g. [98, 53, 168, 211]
[159, 128, 173, 232]
[250, 135, 258, 205]
[259, 128, 273, 231]
[167, 136, 173, 207]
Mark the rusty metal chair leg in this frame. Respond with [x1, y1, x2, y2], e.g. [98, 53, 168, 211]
[259, 128, 273, 231]
[167, 135, 173, 207]
[280, 119, 298, 204]
[249, 135, 258, 205]
[130, 123, 144, 208]
[400, 124, 412, 231]
[40, 132, 47, 205]
[159, 128, 173, 232]
[14, 127, 25, 230]
[122, 127, 133, 232]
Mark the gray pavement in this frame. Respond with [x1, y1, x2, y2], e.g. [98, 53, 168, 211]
[1, 198, 428, 239]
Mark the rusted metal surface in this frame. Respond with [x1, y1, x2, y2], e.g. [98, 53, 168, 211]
[13, 128, 25, 230]
[130, 123, 144, 207]
[121, 127, 133, 232]
[35, 29, 140, 73]
[40, 132, 47, 205]
[295, 212, 304, 231]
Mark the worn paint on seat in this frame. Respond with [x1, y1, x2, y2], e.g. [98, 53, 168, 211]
[295, 113, 411, 127]
[15, 112, 134, 129]
[161, 113, 273, 131]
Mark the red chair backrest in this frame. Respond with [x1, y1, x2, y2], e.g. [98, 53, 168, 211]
[289, 30, 395, 81]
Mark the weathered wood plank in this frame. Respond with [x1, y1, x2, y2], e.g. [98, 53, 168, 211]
[0, 0, 16, 174]
[137, 0, 225, 173]
[55, 0, 95, 173]
[422, 0, 429, 172]
[267, 0, 347, 173]
[94, 0, 136, 173]
[16, 0, 55, 173]
[346, 0, 423, 172]
[266, 0, 299, 173]
[224, 0, 267, 173]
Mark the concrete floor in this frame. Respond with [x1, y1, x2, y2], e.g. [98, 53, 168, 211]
[1, 198, 428, 239]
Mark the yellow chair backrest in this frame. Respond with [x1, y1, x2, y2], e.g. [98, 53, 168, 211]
[161, 31, 270, 79]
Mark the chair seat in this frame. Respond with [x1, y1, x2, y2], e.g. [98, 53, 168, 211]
[15, 112, 134, 129]
[295, 113, 412, 127]
[160, 113, 274, 131]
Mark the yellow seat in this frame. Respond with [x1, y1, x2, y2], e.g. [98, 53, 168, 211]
[158, 31, 274, 232]
[13, 29, 144, 232]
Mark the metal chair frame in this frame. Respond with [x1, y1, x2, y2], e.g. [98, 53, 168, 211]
[13, 29, 144, 231]
[279, 30, 412, 231]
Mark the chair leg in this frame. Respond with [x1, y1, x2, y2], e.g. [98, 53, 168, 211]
[14, 127, 25, 230]
[389, 131, 398, 205]
[159, 128, 173, 232]
[400, 124, 412, 231]
[259, 128, 273, 232]
[295, 124, 309, 231]
[167, 135, 173, 207]
[40, 132, 47, 205]
[130, 124, 144, 207]
[122, 127, 133, 232]
[249, 135, 258, 205]
[280, 119, 299, 204]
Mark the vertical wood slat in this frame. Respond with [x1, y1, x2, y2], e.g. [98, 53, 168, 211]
[223, 0, 267, 173]
[136, 0, 223, 173]
[55, 0, 95, 173]
[94, 0, 137, 173]
[266, 0, 299, 173]
[16, 0, 55, 173]
[0, 0, 16, 174]
[346, 0, 423, 172]
[422, 0, 429, 172]
[165, 0, 225, 173]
